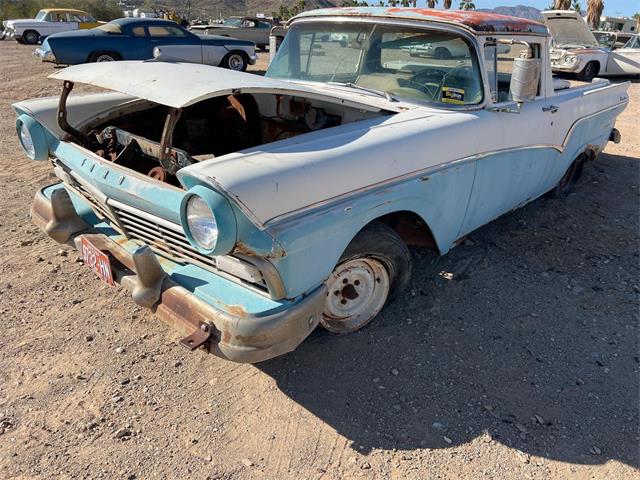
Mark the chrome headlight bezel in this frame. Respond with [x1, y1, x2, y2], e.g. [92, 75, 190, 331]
[16, 114, 49, 161]
[180, 185, 237, 256]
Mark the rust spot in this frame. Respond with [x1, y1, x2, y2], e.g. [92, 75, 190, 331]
[226, 304, 248, 318]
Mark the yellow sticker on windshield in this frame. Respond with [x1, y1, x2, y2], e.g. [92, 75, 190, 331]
[442, 87, 465, 105]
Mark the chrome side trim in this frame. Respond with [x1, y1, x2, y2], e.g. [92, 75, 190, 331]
[264, 100, 628, 227]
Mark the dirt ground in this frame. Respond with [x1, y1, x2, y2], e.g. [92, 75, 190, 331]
[0, 41, 638, 480]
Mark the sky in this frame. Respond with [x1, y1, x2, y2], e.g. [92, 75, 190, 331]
[417, 1, 638, 17]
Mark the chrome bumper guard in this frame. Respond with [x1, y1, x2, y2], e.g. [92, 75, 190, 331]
[31, 186, 324, 363]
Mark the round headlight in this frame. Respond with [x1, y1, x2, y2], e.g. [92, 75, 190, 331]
[16, 114, 49, 161]
[19, 121, 36, 159]
[180, 185, 238, 255]
[186, 195, 218, 250]
[567, 55, 578, 64]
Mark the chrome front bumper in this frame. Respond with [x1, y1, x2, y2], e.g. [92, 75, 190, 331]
[34, 47, 56, 62]
[31, 185, 325, 363]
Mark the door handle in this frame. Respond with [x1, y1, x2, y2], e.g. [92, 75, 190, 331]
[542, 105, 559, 114]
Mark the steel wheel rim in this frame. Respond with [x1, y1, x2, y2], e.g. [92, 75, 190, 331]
[228, 54, 244, 70]
[25, 32, 38, 44]
[96, 54, 115, 62]
[321, 258, 390, 333]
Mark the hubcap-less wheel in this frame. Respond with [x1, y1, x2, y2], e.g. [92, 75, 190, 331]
[227, 53, 245, 71]
[321, 258, 390, 333]
[24, 31, 39, 44]
[95, 54, 115, 62]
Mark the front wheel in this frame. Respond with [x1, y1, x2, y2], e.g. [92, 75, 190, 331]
[577, 61, 598, 82]
[221, 51, 248, 71]
[320, 222, 411, 334]
[22, 30, 40, 45]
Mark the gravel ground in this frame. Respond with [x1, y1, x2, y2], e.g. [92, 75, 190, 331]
[0, 41, 638, 480]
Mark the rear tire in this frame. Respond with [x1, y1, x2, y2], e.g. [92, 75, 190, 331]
[547, 155, 585, 199]
[319, 221, 412, 334]
[434, 46, 452, 60]
[88, 51, 121, 63]
[577, 61, 598, 82]
[221, 51, 248, 71]
[23, 30, 40, 45]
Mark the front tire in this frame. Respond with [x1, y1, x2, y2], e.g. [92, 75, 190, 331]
[221, 51, 248, 71]
[320, 222, 411, 334]
[88, 51, 121, 63]
[577, 61, 598, 82]
[23, 30, 40, 45]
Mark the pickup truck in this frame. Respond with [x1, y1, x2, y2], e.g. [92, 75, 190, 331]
[191, 16, 273, 50]
[14, 7, 628, 363]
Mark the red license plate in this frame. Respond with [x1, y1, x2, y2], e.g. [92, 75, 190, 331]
[81, 237, 114, 286]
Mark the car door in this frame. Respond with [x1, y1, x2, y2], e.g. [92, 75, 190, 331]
[459, 39, 559, 237]
[40, 12, 72, 36]
[606, 35, 640, 75]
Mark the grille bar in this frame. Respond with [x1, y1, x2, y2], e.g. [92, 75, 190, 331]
[64, 176, 267, 292]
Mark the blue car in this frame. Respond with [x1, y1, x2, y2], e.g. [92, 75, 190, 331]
[34, 18, 257, 71]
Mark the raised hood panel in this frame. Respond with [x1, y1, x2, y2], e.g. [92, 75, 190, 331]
[542, 10, 598, 47]
[49, 61, 386, 110]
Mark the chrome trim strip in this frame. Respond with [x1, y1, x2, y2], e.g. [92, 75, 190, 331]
[264, 100, 628, 227]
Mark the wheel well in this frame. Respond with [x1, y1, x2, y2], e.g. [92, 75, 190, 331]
[588, 60, 601, 75]
[87, 51, 121, 62]
[374, 211, 438, 251]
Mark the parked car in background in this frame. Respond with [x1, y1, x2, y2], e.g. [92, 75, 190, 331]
[14, 8, 628, 363]
[35, 18, 257, 70]
[2, 8, 100, 45]
[192, 16, 273, 50]
[543, 10, 640, 80]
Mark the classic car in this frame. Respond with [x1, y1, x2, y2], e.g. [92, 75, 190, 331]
[14, 8, 628, 363]
[34, 18, 257, 70]
[191, 16, 273, 50]
[543, 10, 640, 80]
[2, 8, 100, 45]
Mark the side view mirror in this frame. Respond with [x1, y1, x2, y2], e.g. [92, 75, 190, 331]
[510, 55, 542, 104]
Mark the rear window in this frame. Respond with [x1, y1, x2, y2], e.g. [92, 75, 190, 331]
[96, 23, 122, 34]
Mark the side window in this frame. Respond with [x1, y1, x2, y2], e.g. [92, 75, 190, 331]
[131, 26, 146, 37]
[484, 41, 541, 103]
[67, 14, 83, 22]
[147, 26, 186, 37]
[258, 21, 271, 29]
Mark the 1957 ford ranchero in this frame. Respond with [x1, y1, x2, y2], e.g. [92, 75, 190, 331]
[14, 8, 629, 363]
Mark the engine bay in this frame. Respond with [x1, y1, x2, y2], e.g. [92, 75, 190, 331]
[80, 92, 390, 186]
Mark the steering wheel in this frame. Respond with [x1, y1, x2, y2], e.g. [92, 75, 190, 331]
[408, 69, 448, 100]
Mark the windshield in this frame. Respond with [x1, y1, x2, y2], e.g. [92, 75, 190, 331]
[35, 10, 47, 21]
[266, 21, 483, 106]
[223, 18, 242, 27]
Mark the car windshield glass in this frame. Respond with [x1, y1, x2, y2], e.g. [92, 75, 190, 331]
[35, 10, 47, 21]
[594, 32, 616, 47]
[96, 23, 122, 34]
[267, 21, 483, 106]
[223, 18, 242, 27]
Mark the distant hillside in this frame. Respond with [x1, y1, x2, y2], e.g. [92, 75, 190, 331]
[132, 0, 338, 19]
[477, 5, 544, 21]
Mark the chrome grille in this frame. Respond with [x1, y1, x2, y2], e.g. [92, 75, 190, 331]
[64, 175, 267, 293]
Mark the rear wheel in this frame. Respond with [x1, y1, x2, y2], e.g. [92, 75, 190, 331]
[23, 30, 40, 45]
[577, 61, 598, 82]
[547, 155, 585, 199]
[88, 51, 121, 62]
[221, 51, 248, 71]
[320, 222, 411, 334]
[434, 46, 452, 60]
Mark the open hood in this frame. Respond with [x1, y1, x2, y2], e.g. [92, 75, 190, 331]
[49, 61, 384, 111]
[542, 10, 599, 48]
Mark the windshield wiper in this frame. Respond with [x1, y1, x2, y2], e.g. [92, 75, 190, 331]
[327, 81, 397, 102]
